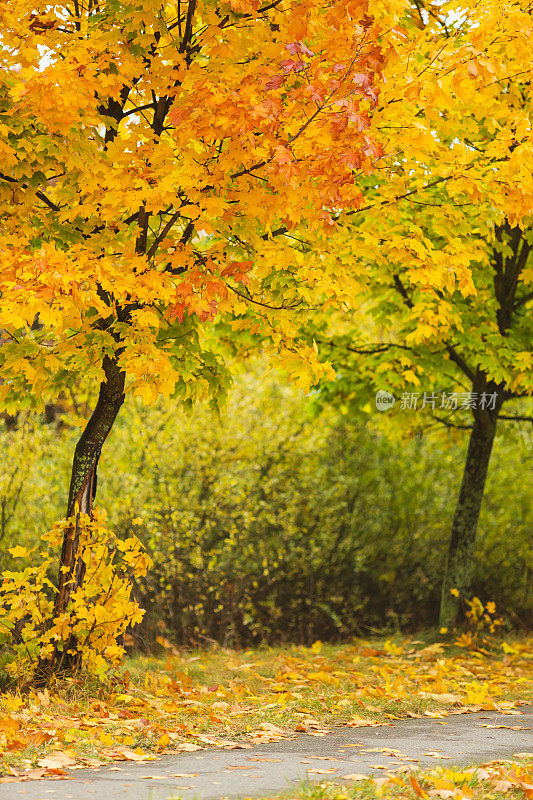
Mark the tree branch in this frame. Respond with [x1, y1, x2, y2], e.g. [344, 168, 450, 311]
[392, 273, 476, 382]
[498, 414, 533, 423]
[444, 344, 476, 383]
[513, 290, 533, 309]
[316, 338, 414, 356]
[146, 210, 182, 259]
[226, 283, 302, 310]
[0, 172, 62, 213]
[432, 414, 473, 430]
[180, 0, 198, 56]
[122, 102, 157, 118]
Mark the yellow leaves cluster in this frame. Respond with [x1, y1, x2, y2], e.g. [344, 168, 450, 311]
[1, 0, 532, 412]
[393, 760, 533, 800]
[375, 0, 533, 224]
[322, 0, 533, 403]
[270, 344, 336, 392]
[0, 511, 151, 684]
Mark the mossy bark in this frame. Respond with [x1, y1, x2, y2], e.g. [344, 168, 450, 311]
[439, 399, 501, 628]
[34, 356, 126, 684]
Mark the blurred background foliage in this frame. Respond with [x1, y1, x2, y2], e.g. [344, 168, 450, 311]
[1, 364, 531, 647]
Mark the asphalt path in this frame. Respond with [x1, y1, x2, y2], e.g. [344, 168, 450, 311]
[1, 706, 531, 800]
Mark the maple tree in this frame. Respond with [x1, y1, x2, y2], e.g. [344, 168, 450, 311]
[0, 0, 530, 680]
[291, 0, 533, 628]
[0, 0, 391, 678]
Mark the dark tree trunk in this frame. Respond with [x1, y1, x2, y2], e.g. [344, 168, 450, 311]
[438, 223, 529, 627]
[34, 356, 126, 684]
[439, 390, 503, 628]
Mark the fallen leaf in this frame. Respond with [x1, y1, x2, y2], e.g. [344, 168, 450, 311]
[424, 693, 463, 704]
[37, 753, 77, 769]
[491, 779, 516, 791]
[174, 743, 202, 752]
[43, 768, 70, 777]
[258, 722, 285, 733]
[410, 772, 429, 798]
[342, 773, 369, 781]
[250, 722, 289, 742]
[225, 765, 252, 770]
[308, 767, 337, 774]
[197, 735, 251, 749]
[248, 758, 282, 762]
[374, 776, 396, 787]
[169, 773, 198, 778]
[306, 756, 340, 761]
[346, 716, 387, 727]
[296, 717, 330, 732]
[157, 733, 171, 749]
[107, 747, 156, 762]
[482, 724, 528, 730]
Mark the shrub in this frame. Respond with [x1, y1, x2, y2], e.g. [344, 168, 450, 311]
[0, 511, 150, 685]
[1, 369, 530, 650]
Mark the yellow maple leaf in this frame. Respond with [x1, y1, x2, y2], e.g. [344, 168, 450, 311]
[8, 546, 30, 558]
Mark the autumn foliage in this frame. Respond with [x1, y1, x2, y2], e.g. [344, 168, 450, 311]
[0, 0, 532, 682]
[0, 512, 149, 683]
[0, 0, 387, 411]
[0, 635, 530, 779]
[0, 0, 394, 679]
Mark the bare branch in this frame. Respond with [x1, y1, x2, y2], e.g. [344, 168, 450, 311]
[147, 210, 182, 259]
[316, 337, 414, 356]
[513, 290, 533, 309]
[180, 0, 198, 55]
[226, 283, 302, 310]
[444, 345, 476, 383]
[0, 172, 62, 213]
[122, 102, 157, 118]
[432, 414, 473, 430]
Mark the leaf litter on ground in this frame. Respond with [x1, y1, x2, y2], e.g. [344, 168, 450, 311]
[0, 636, 531, 782]
[277, 754, 533, 800]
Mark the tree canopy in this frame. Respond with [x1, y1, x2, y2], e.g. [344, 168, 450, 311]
[0, 0, 391, 412]
[0, 0, 531, 681]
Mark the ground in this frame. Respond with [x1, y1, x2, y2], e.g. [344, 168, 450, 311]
[0, 705, 531, 799]
[0, 635, 530, 780]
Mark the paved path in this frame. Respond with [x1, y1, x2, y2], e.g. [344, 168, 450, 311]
[1, 706, 531, 800]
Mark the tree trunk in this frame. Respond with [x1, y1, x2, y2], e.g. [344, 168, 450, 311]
[439, 397, 502, 628]
[34, 356, 126, 684]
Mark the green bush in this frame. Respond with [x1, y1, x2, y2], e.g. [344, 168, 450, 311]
[1, 370, 531, 646]
[100, 370, 532, 643]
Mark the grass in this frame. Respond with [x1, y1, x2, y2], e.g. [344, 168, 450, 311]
[166, 756, 533, 800]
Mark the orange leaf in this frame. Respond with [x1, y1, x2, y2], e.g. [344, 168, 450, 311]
[410, 773, 429, 799]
